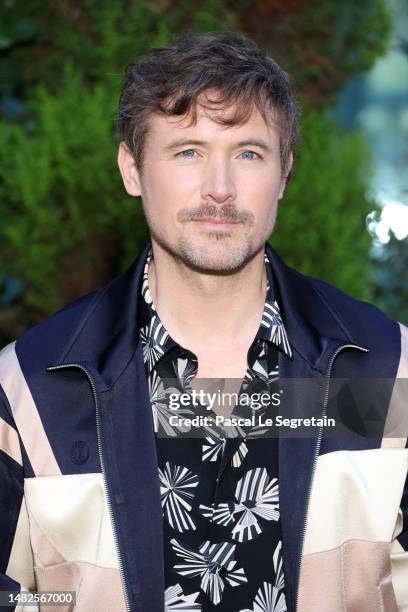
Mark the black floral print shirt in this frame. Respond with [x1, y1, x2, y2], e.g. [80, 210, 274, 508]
[139, 247, 292, 612]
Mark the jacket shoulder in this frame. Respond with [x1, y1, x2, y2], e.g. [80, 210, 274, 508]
[266, 243, 401, 350]
[308, 273, 395, 323]
[2, 243, 151, 384]
[304, 272, 404, 348]
[9, 284, 108, 369]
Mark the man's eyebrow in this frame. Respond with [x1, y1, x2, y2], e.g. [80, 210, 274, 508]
[234, 139, 272, 152]
[163, 139, 208, 151]
[163, 138, 273, 152]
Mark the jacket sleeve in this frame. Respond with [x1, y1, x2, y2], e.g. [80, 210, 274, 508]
[391, 471, 408, 611]
[0, 383, 37, 612]
[390, 323, 408, 611]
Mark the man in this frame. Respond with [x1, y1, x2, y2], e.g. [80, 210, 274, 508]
[0, 32, 407, 612]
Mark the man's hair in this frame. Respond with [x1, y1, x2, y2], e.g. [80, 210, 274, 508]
[117, 32, 300, 176]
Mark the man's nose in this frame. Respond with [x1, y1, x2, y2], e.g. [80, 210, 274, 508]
[200, 158, 237, 204]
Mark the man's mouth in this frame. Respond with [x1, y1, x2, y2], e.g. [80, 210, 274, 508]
[194, 218, 241, 224]
[193, 218, 241, 229]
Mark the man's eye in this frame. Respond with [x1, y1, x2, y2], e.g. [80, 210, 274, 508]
[239, 150, 260, 160]
[178, 149, 197, 159]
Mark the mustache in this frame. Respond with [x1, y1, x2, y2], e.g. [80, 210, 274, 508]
[177, 204, 254, 225]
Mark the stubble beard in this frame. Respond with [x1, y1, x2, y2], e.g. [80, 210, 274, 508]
[177, 227, 256, 272]
[147, 222, 255, 273]
[142, 199, 277, 273]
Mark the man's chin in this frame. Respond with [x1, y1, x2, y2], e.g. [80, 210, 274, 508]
[176, 239, 256, 274]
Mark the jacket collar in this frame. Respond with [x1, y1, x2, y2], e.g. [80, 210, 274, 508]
[51, 241, 363, 385]
[264, 243, 363, 372]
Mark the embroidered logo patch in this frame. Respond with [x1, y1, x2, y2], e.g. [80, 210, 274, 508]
[70, 440, 89, 465]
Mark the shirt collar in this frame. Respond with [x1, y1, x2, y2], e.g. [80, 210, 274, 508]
[139, 249, 178, 375]
[139, 246, 292, 375]
[260, 251, 293, 358]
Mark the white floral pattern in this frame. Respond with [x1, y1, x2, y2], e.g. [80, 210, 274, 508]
[140, 315, 169, 371]
[159, 462, 199, 532]
[200, 468, 279, 542]
[164, 584, 201, 611]
[171, 539, 247, 605]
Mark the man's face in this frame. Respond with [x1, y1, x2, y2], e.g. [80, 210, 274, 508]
[118, 100, 291, 272]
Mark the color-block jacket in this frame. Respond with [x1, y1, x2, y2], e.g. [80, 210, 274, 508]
[0, 242, 407, 612]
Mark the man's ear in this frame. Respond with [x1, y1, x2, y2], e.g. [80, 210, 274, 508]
[117, 142, 142, 197]
[278, 151, 294, 200]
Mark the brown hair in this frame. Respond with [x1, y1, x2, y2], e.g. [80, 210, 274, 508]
[117, 32, 300, 176]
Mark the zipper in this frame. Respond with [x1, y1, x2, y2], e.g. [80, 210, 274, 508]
[47, 363, 132, 612]
[294, 343, 369, 612]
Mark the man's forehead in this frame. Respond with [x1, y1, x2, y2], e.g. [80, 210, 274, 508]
[147, 103, 279, 145]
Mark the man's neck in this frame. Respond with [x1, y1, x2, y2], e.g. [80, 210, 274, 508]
[147, 241, 267, 354]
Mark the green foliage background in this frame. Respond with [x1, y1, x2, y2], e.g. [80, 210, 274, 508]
[272, 110, 374, 300]
[0, 0, 394, 341]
